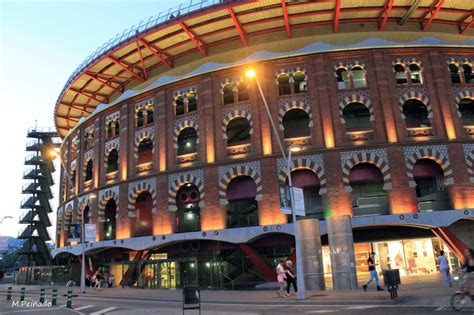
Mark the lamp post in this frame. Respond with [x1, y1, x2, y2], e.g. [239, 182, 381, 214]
[50, 149, 87, 294]
[245, 69, 306, 300]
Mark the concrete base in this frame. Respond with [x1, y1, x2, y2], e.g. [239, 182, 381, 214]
[298, 218, 325, 290]
[327, 215, 358, 291]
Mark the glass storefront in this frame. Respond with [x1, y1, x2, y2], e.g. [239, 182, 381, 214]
[322, 237, 460, 280]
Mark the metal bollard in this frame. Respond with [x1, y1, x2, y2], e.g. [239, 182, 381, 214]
[66, 290, 73, 309]
[20, 287, 25, 302]
[39, 288, 45, 303]
[51, 289, 57, 306]
[6, 287, 12, 300]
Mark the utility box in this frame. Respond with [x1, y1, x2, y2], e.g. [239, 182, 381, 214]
[382, 269, 401, 286]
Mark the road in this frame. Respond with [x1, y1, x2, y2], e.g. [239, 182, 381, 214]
[0, 295, 471, 315]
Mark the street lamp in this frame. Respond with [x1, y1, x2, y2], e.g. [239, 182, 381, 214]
[0, 216, 13, 224]
[50, 149, 88, 294]
[245, 69, 306, 300]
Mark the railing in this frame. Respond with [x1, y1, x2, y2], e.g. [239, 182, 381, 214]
[227, 213, 259, 229]
[219, 271, 235, 290]
[57, 0, 225, 106]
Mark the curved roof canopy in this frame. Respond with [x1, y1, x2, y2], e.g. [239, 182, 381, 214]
[54, 0, 474, 138]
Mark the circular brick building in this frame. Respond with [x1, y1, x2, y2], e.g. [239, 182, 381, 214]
[52, 0, 474, 289]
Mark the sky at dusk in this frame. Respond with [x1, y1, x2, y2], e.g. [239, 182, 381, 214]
[0, 0, 182, 239]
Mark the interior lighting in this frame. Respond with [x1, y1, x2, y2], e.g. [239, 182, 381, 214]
[290, 144, 302, 153]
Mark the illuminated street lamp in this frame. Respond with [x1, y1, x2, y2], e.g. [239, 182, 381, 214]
[0, 216, 13, 224]
[245, 69, 306, 300]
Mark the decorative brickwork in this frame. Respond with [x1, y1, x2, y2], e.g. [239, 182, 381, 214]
[77, 194, 93, 224]
[218, 161, 262, 205]
[63, 201, 74, 231]
[168, 169, 205, 211]
[134, 98, 154, 112]
[104, 138, 120, 165]
[454, 89, 474, 117]
[277, 154, 327, 194]
[222, 105, 253, 139]
[403, 145, 454, 187]
[397, 88, 432, 119]
[173, 115, 199, 148]
[128, 179, 157, 217]
[340, 149, 392, 192]
[99, 185, 120, 222]
[463, 144, 474, 184]
[278, 97, 313, 130]
[134, 126, 155, 158]
[105, 111, 120, 124]
[337, 91, 374, 124]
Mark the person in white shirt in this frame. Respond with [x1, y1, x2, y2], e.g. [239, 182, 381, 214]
[276, 260, 288, 298]
[437, 250, 452, 287]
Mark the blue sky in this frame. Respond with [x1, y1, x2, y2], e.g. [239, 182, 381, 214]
[0, 0, 182, 238]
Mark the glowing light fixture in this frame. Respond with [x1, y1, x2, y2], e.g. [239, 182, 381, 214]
[245, 69, 256, 79]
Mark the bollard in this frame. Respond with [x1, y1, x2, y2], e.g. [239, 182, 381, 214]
[20, 287, 25, 302]
[51, 289, 57, 306]
[66, 290, 73, 309]
[39, 288, 45, 303]
[6, 287, 12, 301]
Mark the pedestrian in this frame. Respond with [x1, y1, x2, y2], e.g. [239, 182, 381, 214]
[93, 269, 102, 289]
[276, 259, 288, 298]
[85, 274, 91, 287]
[437, 250, 453, 287]
[362, 252, 384, 292]
[461, 248, 474, 289]
[108, 274, 114, 288]
[90, 274, 96, 288]
[284, 259, 297, 295]
[66, 278, 75, 287]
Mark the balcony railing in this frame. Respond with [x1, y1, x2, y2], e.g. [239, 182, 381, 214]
[406, 126, 433, 137]
[417, 191, 451, 211]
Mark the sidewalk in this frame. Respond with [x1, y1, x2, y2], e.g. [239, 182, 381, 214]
[0, 274, 455, 306]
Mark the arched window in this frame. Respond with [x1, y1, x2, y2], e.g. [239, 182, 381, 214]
[226, 117, 251, 146]
[223, 83, 234, 105]
[71, 169, 76, 187]
[403, 99, 430, 128]
[463, 64, 474, 84]
[137, 138, 153, 165]
[175, 95, 185, 115]
[187, 91, 197, 112]
[282, 108, 310, 139]
[83, 206, 90, 224]
[394, 64, 407, 84]
[106, 149, 118, 173]
[352, 66, 366, 88]
[336, 67, 350, 89]
[237, 81, 249, 102]
[408, 63, 423, 84]
[277, 73, 291, 96]
[175, 184, 201, 233]
[287, 169, 323, 219]
[114, 120, 120, 136]
[135, 192, 153, 237]
[107, 122, 113, 138]
[177, 127, 198, 156]
[146, 106, 154, 124]
[84, 159, 93, 182]
[413, 159, 450, 211]
[349, 163, 389, 216]
[342, 102, 371, 131]
[459, 98, 474, 126]
[226, 176, 259, 228]
[293, 71, 307, 93]
[104, 199, 116, 240]
[136, 109, 144, 127]
[449, 63, 461, 84]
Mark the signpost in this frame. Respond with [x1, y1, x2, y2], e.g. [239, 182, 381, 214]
[84, 224, 96, 242]
[280, 185, 305, 216]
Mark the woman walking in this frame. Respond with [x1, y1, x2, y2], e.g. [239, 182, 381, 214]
[276, 259, 288, 297]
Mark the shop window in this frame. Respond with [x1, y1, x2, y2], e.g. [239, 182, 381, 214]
[226, 117, 251, 146]
[408, 63, 423, 84]
[459, 98, 474, 126]
[403, 99, 430, 128]
[226, 176, 259, 228]
[237, 81, 249, 102]
[83, 206, 90, 224]
[146, 106, 154, 124]
[449, 63, 461, 84]
[134, 191, 153, 237]
[136, 109, 144, 127]
[293, 71, 307, 93]
[286, 169, 323, 220]
[282, 108, 310, 139]
[413, 159, 450, 211]
[352, 66, 366, 88]
[175, 95, 185, 115]
[463, 64, 474, 84]
[177, 127, 198, 156]
[187, 91, 197, 112]
[394, 64, 408, 84]
[104, 199, 117, 240]
[175, 184, 201, 233]
[349, 163, 389, 216]
[223, 83, 234, 105]
[84, 159, 93, 182]
[343, 102, 371, 131]
[137, 138, 153, 165]
[336, 67, 350, 90]
[277, 73, 291, 96]
[106, 149, 118, 174]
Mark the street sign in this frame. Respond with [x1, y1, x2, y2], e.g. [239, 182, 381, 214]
[84, 224, 96, 242]
[279, 185, 306, 216]
[292, 187, 306, 216]
[67, 224, 81, 242]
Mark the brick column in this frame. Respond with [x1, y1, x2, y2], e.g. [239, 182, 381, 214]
[201, 76, 216, 164]
[119, 103, 130, 181]
[256, 65, 274, 155]
[116, 182, 132, 239]
[202, 165, 226, 230]
[447, 143, 474, 209]
[153, 174, 174, 234]
[322, 150, 352, 217]
[93, 118, 101, 189]
[306, 61, 326, 149]
[156, 91, 167, 171]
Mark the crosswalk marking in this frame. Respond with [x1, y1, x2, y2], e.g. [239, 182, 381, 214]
[75, 305, 95, 311]
[91, 306, 118, 315]
[306, 311, 338, 314]
[345, 306, 378, 310]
